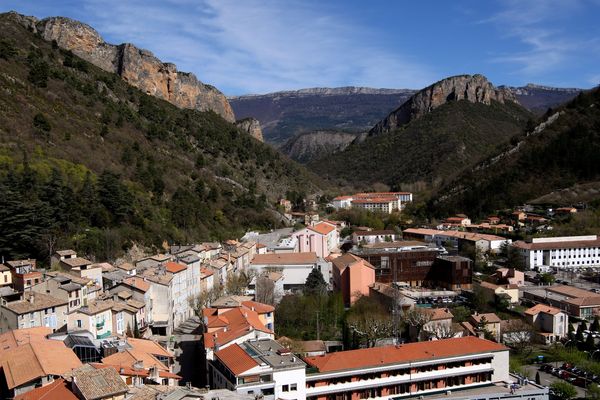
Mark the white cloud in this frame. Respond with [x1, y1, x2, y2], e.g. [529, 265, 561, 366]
[40, 0, 436, 94]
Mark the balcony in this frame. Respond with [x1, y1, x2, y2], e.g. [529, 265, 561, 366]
[97, 331, 111, 339]
[96, 320, 105, 329]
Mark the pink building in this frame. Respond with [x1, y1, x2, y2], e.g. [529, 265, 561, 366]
[292, 222, 338, 258]
[331, 253, 375, 306]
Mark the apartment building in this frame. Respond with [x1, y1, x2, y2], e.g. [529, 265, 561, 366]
[292, 222, 339, 258]
[332, 192, 413, 213]
[5, 259, 42, 291]
[0, 292, 68, 333]
[67, 300, 114, 339]
[523, 285, 600, 320]
[31, 274, 89, 312]
[403, 228, 510, 253]
[0, 264, 11, 287]
[525, 304, 569, 344]
[512, 235, 600, 269]
[331, 253, 375, 306]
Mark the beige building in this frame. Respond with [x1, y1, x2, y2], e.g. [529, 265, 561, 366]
[469, 312, 502, 342]
[31, 275, 89, 312]
[67, 300, 114, 339]
[475, 280, 520, 304]
[525, 304, 569, 344]
[0, 264, 12, 287]
[0, 292, 68, 333]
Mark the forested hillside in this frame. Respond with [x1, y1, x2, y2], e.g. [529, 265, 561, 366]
[0, 13, 321, 262]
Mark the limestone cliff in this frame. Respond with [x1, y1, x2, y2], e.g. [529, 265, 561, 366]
[12, 12, 235, 122]
[370, 74, 517, 135]
[281, 130, 358, 163]
[235, 117, 263, 141]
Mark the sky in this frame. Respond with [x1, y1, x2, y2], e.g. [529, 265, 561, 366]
[2, 0, 600, 95]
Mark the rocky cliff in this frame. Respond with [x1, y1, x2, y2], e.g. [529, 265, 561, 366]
[370, 74, 517, 135]
[10, 12, 235, 122]
[281, 130, 358, 163]
[235, 117, 263, 141]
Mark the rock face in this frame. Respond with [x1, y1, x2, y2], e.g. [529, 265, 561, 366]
[281, 130, 358, 163]
[235, 118, 263, 141]
[370, 74, 517, 135]
[15, 13, 235, 122]
[502, 83, 581, 115]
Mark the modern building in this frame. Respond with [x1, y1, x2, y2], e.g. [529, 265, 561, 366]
[303, 336, 509, 400]
[511, 235, 600, 269]
[523, 285, 600, 320]
[211, 339, 307, 400]
[352, 230, 399, 245]
[403, 228, 510, 253]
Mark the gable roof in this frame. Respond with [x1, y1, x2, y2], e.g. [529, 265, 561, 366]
[14, 378, 78, 400]
[332, 253, 374, 273]
[3, 292, 67, 315]
[470, 313, 502, 324]
[122, 276, 151, 293]
[308, 222, 336, 235]
[214, 344, 259, 375]
[241, 300, 275, 314]
[203, 307, 273, 348]
[71, 365, 128, 400]
[304, 337, 506, 373]
[525, 304, 563, 316]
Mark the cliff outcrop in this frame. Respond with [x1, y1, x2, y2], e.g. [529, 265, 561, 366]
[370, 74, 517, 135]
[12, 13, 235, 122]
[235, 118, 264, 141]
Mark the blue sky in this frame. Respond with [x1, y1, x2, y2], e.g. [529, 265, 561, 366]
[2, 0, 600, 95]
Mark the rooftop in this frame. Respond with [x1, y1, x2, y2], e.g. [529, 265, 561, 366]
[13, 378, 77, 400]
[165, 261, 187, 274]
[304, 336, 506, 373]
[60, 257, 93, 268]
[3, 292, 67, 315]
[251, 252, 318, 265]
[525, 303, 563, 316]
[71, 364, 128, 400]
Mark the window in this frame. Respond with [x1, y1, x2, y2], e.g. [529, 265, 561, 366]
[282, 385, 289, 392]
[77, 319, 82, 328]
[291, 384, 297, 391]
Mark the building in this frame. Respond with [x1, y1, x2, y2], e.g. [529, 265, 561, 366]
[0, 264, 12, 287]
[331, 253, 375, 306]
[250, 252, 329, 291]
[332, 196, 353, 210]
[69, 364, 129, 400]
[303, 336, 508, 400]
[525, 304, 569, 344]
[0, 327, 82, 398]
[474, 281, 520, 304]
[351, 197, 397, 214]
[31, 275, 89, 313]
[352, 230, 399, 245]
[491, 268, 525, 286]
[432, 256, 473, 291]
[439, 216, 472, 228]
[67, 300, 114, 339]
[469, 313, 502, 342]
[5, 259, 42, 291]
[523, 285, 600, 320]
[0, 292, 69, 333]
[417, 308, 458, 341]
[511, 235, 600, 269]
[211, 339, 306, 400]
[13, 378, 78, 400]
[403, 228, 510, 254]
[292, 222, 339, 258]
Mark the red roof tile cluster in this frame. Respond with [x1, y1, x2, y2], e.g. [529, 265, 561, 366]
[214, 344, 259, 375]
[308, 222, 336, 235]
[165, 261, 187, 274]
[203, 306, 273, 348]
[304, 336, 506, 373]
[525, 304, 563, 316]
[251, 252, 317, 265]
[14, 378, 77, 400]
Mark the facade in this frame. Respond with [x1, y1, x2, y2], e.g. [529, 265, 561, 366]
[250, 252, 328, 291]
[292, 222, 339, 258]
[31, 275, 89, 313]
[403, 228, 510, 253]
[331, 253, 375, 306]
[525, 304, 569, 344]
[67, 300, 114, 339]
[512, 235, 600, 269]
[303, 336, 508, 400]
[469, 313, 502, 342]
[0, 264, 12, 287]
[211, 339, 307, 400]
[352, 230, 398, 245]
[332, 196, 353, 210]
[0, 292, 69, 333]
[475, 281, 520, 304]
[5, 259, 42, 292]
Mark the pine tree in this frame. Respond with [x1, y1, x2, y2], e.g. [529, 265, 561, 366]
[592, 317, 600, 332]
[305, 268, 327, 295]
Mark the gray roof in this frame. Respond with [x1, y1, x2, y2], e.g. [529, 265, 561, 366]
[241, 339, 305, 370]
[61, 283, 82, 292]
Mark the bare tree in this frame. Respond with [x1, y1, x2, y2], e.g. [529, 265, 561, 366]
[423, 322, 459, 340]
[255, 274, 275, 305]
[225, 270, 255, 295]
[502, 319, 534, 353]
[347, 312, 394, 348]
[189, 286, 224, 318]
[402, 308, 432, 342]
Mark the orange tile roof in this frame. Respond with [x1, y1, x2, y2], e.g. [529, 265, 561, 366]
[308, 222, 336, 235]
[14, 378, 78, 400]
[102, 349, 168, 372]
[165, 261, 187, 274]
[128, 337, 173, 358]
[470, 313, 502, 324]
[424, 307, 454, 321]
[122, 276, 151, 292]
[242, 300, 275, 314]
[251, 252, 317, 265]
[215, 344, 259, 375]
[351, 197, 396, 204]
[203, 307, 272, 348]
[525, 304, 563, 316]
[200, 267, 214, 277]
[304, 336, 506, 373]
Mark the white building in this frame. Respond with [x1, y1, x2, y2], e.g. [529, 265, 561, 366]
[332, 196, 353, 210]
[211, 339, 306, 400]
[512, 235, 600, 270]
[352, 230, 399, 245]
[250, 253, 330, 291]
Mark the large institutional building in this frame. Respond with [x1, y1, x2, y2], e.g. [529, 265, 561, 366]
[210, 337, 548, 400]
[512, 235, 600, 269]
[332, 192, 413, 214]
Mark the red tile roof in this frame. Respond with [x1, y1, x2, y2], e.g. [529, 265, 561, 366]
[215, 344, 259, 375]
[308, 222, 336, 235]
[122, 276, 150, 292]
[304, 336, 506, 373]
[203, 307, 272, 348]
[242, 300, 275, 314]
[525, 304, 563, 316]
[14, 378, 77, 400]
[165, 262, 187, 274]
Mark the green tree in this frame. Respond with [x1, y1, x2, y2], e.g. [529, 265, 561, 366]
[550, 381, 577, 400]
[586, 331, 596, 351]
[592, 316, 600, 332]
[33, 113, 51, 132]
[305, 268, 327, 295]
[0, 39, 17, 60]
[535, 371, 541, 385]
[539, 272, 555, 285]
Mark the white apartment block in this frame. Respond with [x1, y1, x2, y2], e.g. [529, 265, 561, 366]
[512, 235, 600, 270]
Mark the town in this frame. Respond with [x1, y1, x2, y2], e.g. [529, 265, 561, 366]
[2, 190, 600, 400]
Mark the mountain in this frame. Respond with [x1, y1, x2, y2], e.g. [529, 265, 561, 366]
[503, 84, 582, 115]
[229, 87, 416, 145]
[370, 74, 517, 136]
[0, 12, 321, 261]
[235, 117, 263, 142]
[431, 87, 600, 217]
[280, 130, 358, 163]
[9, 11, 235, 122]
[310, 75, 532, 191]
